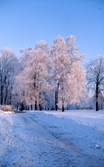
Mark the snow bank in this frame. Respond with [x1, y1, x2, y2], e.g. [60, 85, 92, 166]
[0, 110, 13, 157]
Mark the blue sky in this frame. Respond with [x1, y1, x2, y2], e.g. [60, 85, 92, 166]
[0, 0, 104, 63]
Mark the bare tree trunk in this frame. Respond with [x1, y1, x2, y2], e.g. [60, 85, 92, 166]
[62, 98, 64, 112]
[39, 104, 42, 110]
[34, 75, 38, 111]
[4, 86, 8, 105]
[55, 82, 59, 111]
[35, 101, 38, 110]
[62, 81, 64, 112]
[1, 85, 3, 105]
[39, 93, 42, 110]
[96, 81, 99, 111]
[0, 75, 3, 105]
[20, 103, 24, 111]
[9, 85, 13, 105]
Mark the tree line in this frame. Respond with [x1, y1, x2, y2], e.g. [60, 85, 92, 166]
[0, 35, 104, 111]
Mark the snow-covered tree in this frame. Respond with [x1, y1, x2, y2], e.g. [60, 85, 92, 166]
[51, 35, 85, 112]
[15, 41, 50, 110]
[0, 48, 18, 105]
[86, 56, 104, 111]
[1, 36, 85, 111]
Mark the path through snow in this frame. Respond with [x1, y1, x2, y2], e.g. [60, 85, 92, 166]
[0, 110, 104, 167]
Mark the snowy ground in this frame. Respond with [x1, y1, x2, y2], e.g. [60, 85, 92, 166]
[0, 110, 104, 167]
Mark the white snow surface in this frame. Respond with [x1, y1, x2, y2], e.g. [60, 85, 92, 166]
[0, 109, 104, 167]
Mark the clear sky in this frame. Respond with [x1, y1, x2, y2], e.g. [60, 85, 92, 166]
[0, 0, 104, 63]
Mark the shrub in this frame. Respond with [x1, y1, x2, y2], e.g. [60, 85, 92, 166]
[0, 105, 14, 112]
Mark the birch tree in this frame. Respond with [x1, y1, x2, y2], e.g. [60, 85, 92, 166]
[15, 41, 50, 110]
[86, 56, 104, 111]
[0, 48, 18, 105]
[51, 35, 85, 111]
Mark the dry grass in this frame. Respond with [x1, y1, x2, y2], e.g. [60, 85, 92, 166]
[0, 105, 14, 112]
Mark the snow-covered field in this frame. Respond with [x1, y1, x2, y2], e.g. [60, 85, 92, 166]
[0, 109, 104, 167]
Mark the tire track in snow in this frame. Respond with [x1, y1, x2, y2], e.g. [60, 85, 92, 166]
[0, 112, 104, 167]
